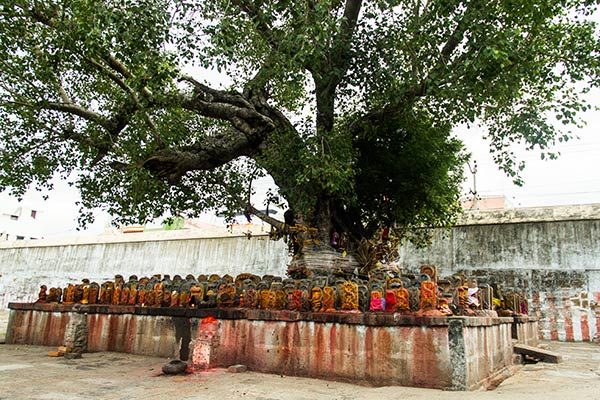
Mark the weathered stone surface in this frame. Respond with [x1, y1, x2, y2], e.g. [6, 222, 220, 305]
[7, 306, 515, 390]
[227, 364, 247, 373]
[513, 344, 563, 363]
[64, 352, 82, 359]
[63, 305, 88, 353]
[162, 359, 187, 374]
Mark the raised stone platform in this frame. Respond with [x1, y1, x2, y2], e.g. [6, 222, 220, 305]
[6, 303, 526, 390]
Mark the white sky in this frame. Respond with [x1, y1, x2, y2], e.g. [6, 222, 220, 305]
[457, 88, 600, 208]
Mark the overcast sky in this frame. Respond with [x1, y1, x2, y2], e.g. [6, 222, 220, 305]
[457, 87, 600, 208]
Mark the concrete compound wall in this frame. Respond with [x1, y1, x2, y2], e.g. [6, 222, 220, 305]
[6, 304, 518, 391]
[398, 204, 600, 342]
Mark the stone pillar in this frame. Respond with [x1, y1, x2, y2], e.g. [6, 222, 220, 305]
[64, 304, 88, 354]
[191, 316, 220, 369]
[448, 318, 467, 390]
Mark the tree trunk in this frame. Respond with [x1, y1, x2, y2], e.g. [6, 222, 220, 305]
[286, 197, 360, 278]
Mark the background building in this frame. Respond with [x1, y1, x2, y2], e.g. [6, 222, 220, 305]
[0, 206, 43, 241]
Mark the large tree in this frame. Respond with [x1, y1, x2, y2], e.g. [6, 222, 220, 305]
[0, 1, 598, 267]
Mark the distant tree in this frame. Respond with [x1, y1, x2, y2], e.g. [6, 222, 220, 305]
[0, 1, 598, 267]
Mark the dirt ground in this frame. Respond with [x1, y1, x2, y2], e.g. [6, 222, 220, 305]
[0, 339, 598, 400]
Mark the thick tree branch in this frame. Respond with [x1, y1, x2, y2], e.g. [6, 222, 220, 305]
[40, 102, 114, 129]
[247, 203, 287, 232]
[141, 72, 305, 188]
[332, 0, 363, 65]
[106, 55, 153, 99]
[313, 0, 363, 133]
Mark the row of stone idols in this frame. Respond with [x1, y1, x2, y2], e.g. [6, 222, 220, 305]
[35, 265, 527, 317]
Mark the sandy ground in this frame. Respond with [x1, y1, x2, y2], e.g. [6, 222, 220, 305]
[0, 340, 598, 400]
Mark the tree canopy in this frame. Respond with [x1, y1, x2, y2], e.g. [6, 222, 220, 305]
[0, 0, 598, 257]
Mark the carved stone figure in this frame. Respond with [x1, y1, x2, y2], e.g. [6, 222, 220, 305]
[112, 275, 124, 305]
[340, 281, 358, 311]
[311, 287, 323, 312]
[398, 287, 411, 312]
[89, 282, 99, 305]
[63, 284, 76, 304]
[217, 282, 237, 307]
[408, 286, 420, 312]
[241, 280, 258, 308]
[384, 290, 397, 312]
[204, 285, 217, 308]
[420, 265, 438, 283]
[153, 282, 164, 307]
[120, 287, 130, 305]
[162, 290, 171, 307]
[420, 280, 437, 311]
[127, 283, 138, 306]
[321, 286, 336, 312]
[259, 288, 271, 309]
[289, 289, 304, 311]
[479, 284, 493, 310]
[46, 287, 56, 303]
[146, 290, 156, 307]
[35, 285, 48, 303]
[189, 284, 205, 307]
[283, 281, 296, 310]
[169, 290, 180, 307]
[78, 281, 89, 304]
[369, 290, 384, 311]
[137, 286, 147, 306]
[357, 285, 369, 312]
[270, 282, 286, 310]
[100, 282, 113, 304]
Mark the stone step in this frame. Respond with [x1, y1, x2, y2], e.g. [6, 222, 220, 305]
[513, 343, 563, 363]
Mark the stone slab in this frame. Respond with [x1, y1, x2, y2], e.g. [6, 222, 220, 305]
[513, 343, 563, 363]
